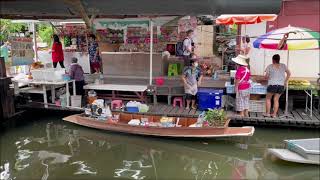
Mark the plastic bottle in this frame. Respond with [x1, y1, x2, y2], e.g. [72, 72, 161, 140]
[99, 73, 104, 84]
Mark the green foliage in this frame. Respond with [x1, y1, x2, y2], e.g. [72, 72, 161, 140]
[204, 109, 227, 126]
[38, 23, 54, 47]
[0, 19, 26, 42]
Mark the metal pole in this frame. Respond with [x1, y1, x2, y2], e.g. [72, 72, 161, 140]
[285, 50, 289, 114]
[32, 22, 38, 61]
[281, 50, 293, 119]
[149, 20, 153, 85]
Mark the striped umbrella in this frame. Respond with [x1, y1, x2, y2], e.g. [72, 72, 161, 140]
[253, 26, 319, 118]
[253, 26, 320, 50]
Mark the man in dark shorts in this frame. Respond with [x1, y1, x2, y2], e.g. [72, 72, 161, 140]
[264, 54, 291, 118]
[182, 58, 203, 110]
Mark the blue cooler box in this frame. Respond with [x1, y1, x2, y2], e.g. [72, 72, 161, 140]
[197, 89, 223, 111]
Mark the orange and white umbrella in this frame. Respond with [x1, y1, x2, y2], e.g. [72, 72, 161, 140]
[215, 14, 277, 25]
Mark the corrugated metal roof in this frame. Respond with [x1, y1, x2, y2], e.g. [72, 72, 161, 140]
[0, 0, 282, 19]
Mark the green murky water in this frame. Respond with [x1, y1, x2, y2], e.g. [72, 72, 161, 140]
[1, 113, 319, 180]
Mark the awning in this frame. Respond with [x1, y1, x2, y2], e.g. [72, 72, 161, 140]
[216, 14, 278, 25]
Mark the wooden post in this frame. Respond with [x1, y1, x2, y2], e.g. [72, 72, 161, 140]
[0, 57, 6, 77]
[0, 77, 15, 120]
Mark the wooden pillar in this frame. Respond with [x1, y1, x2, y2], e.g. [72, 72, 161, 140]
[0, 77, 15, 120]
[0, 57, 6, 77]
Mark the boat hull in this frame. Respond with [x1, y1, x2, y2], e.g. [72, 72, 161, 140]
[267, 148, 320, 165]
[63, 114, 255, 138]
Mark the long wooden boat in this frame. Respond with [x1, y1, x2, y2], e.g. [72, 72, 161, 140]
[63, 112, 255, 138]
[266, 138, 320, 165]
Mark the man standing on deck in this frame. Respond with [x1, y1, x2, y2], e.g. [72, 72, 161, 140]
[182, 58, 203, 110]
[182, 30, 195, 66]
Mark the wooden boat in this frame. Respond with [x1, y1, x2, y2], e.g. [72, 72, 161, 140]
[266, 138, 320, 165]
[63, 112, 255, 138]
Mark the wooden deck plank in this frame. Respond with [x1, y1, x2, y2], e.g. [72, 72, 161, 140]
[169, 106, 180, 115]
[189, 109, 197, 116]
[296, 109, 312, 120]
[195, 110, 202, 116]
[312, 110, 320, 121]
[162, 106, 174, 115]
[149, 104, 160, 114]
[310, 113, 318, 121]
[291, 110, 303, 120]
[176, 107, 185, 115]
[182, 108, 191, 116]
[154, 104, 167, 114]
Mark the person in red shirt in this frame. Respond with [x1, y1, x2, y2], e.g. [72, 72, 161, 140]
[51, 34, 65, 68]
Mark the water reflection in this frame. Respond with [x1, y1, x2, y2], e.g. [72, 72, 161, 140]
[0, 120, 319, 180]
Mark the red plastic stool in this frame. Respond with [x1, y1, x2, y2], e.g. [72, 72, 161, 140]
[173, 97, 183, 107]
[111, 100, 123, 109]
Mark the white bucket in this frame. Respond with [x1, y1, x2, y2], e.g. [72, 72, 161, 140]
[71, 95, 82, 107]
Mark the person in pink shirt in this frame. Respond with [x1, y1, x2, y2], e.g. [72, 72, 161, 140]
[232, 55, 251, 117]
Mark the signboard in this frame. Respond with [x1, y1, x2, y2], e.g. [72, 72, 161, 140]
[97, 20, 149, 30]
[10, 37, 34, 66]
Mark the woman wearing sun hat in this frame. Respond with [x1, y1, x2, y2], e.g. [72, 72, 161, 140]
[232, 55, 251, 117]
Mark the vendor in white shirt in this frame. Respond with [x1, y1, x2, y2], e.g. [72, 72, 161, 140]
[182, 30, 195, 66]
[240, 35, 251, 56]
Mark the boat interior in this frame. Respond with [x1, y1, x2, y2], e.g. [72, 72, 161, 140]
[83, 112, 230, 128]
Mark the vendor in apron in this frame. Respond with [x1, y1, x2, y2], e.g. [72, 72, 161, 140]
[182, 58, 203, 110]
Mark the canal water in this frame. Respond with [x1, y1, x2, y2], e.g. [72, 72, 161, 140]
[1, 112, 319, 180]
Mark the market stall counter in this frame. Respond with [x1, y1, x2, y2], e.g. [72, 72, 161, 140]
[288, 80, 318, 117]
[84, 83, 148, 103]
[13, 78, 76, 108]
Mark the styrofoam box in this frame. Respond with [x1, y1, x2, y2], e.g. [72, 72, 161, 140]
[31, 68, 64, 81]
[30, 69, 46, 81]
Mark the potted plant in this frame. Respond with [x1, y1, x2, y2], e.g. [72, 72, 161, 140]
[204, 109, 229, 127]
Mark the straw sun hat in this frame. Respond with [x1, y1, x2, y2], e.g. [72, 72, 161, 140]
[232, 55, 249, 66]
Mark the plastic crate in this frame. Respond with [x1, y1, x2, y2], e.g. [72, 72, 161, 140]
[225, 82, 267, 94]
[249, 99, 266, 113]
[250, 85, 267, 94]
[226, 85, 235, 94]
[227, 97, 266, 112]
[197, 88, 223, 111]
[71, 95, 82, 107]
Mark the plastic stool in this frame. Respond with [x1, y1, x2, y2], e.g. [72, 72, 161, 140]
[168, 63, 179, 77]
[173, 97, 183, 107]
[111, 100, 123, 109]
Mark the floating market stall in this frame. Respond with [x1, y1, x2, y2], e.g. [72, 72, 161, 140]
[253, 25, 320, 117]
[94, 17, 219, 77]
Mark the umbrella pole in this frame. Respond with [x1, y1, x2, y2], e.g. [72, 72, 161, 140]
[280, 51, 293, 119]
[149, 19, 153, 85]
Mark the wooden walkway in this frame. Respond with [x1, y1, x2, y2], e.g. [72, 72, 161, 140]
[141, 104, 320, 128]
[229, 109, 320, 128]
[18, 102, 320, 128]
